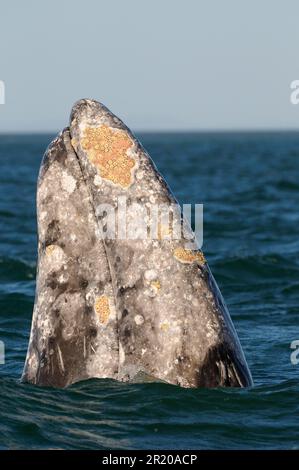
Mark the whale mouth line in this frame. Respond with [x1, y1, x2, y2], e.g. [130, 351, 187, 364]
[21, 98, 253, 390]
[67, 129, 125, 382]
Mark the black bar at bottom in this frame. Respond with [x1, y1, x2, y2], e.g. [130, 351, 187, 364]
[0, 450, 298, 466]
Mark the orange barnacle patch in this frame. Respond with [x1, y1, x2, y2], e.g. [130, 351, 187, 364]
[94, 295, 110, 324]
[151, 280, 161, 290]
[160, 322, 169, 331]
[173, 247, 206, 265]
[45, 244, 56, 256]
[81, 125, 135, 188]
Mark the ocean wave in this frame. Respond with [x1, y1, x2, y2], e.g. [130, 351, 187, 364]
[0, 257, 36, 282]
[0, 377, 298, 449]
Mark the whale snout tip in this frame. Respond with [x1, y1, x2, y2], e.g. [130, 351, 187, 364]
[70, 98, 108, 124]
[73, 98, 98, 108]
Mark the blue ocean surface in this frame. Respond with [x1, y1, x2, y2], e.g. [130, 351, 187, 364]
[0, 132, 298, 449]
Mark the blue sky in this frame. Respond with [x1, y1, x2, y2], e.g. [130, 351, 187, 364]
[1, 0, 299, 132]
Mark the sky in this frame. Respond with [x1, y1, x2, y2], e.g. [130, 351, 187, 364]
[1, 0, 299, 132]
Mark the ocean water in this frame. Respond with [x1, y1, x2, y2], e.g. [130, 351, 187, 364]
[0, 131, 299, 450]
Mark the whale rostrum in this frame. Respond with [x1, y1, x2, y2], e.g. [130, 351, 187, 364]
[22, 100, 253, 388]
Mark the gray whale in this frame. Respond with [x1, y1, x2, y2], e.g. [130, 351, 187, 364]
[22, 99, 253, 388]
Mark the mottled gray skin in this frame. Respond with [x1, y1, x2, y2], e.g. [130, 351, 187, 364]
[70, 99, 253, 388]
[22, 129, 119, 387]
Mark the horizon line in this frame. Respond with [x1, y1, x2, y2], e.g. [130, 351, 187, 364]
[0, 127, 299, 136]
